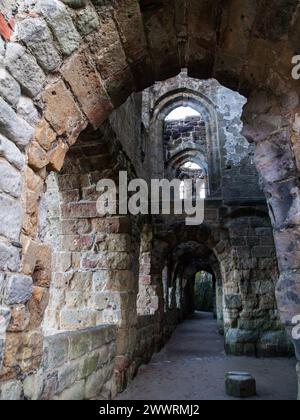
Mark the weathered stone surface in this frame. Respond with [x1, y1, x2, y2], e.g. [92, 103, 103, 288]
[85, 368, 106, 399]
[43, 80, 86, 142]
[0, 37, 5, 56]
[23, 369, 44, 400]
[57, 362, 78, 394]
[0, 158, 22, 198]
[44, 333, 69, 370]
[225, 329, 259, 355]
[0, 134, 25, 170]
[5, 42, 45, 97]
[28, 286, 49, 329]
[0, 0, 299, 400]
[62, 51, 113, 128]
[0, 97, 34, 149]
[3, 328, 43, 372]
[0, 338, 4, 371]
[32, 244, 52, 288]
[257, 331, 294, 357]
[60, 309, 96, 330]
[17, 97, 39, 127]
[75, 5, 99, 36]
[4, 275, 33, 305]
[225, 294, 243, 310]
[61, 0, 88, 7]
[0, 379, 23, 400]
[225, 372, 256, 398]
[33, 119, 56, 151]
[27, 141, 49, 170]
[0, 242, 21, 272]
[0, 66, 21, 106]
[7, 304, 30, 333]
[57, 380, 85, 400]
[16, 17, 61, 72]
[0, 194, 23, 241]
[48, 141, 69, 172]
[36, 0, 81, 56]
[0, 306, 11, 337]
[78, 352, 99, 379]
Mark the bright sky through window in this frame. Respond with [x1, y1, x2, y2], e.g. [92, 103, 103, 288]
[181, 162, 202, 171]
[165, 106, 200, 121]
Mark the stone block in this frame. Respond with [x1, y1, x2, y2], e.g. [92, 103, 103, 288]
[225, 372, 256, 398]
[90, 326, 108, 351]
[5, 42, 45, 98]
[0, 158, 22, 198]
[0, 134, 25, 170]
[36, 0, 81, 56]
[0, 241, 21, 272]
[61, 0, 88, 7]
[225, 329, 259, 356]
[44, 333, 69, 370]
[60, 309, 96, 330]
[33, 119, 56, 152]
[28, 286, 50, 329]
[0, 97, 34, 149]
[43, 80, 86, 142]
[16, 17, 61, 72]
[0, 337, 4, 370]
[57, 380, 85, 400]
[4, 275, 33, 305]
[257, 331, 294, 357]
[225, 294, 242, 310]
[0, 379, 23, 400]
[0, 37, 4, 56]
[69, 330, 91, 361]
[17, 97, 39, 127]
[75, 5, 99, 36]
[48, 142, 69, 172]
[23, 369, 44, 400]
[62, 51, 113, 128]
[57, 362, 79, 394]
[0, 194, 22, 241]
[0, 306, 11, 337]
[7, 304, 30, 333]
[0, 66, 21, 106]
[32, 244, 52, 288]
[4, 329, 43, 372]
[27, 141, 49, 170]
[85, 368, 105, 399]
[78, 352, 99, 379]
[40, 371, 58, 400]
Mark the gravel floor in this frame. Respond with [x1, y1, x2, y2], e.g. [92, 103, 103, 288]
[116, 312, 297, 401]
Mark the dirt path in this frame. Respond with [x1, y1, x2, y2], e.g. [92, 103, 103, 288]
[116, 312, 297, 400]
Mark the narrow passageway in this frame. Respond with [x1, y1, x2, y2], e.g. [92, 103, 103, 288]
[117, 313, 297, 401]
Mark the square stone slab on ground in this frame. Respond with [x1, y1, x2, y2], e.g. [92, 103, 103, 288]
[225, 372, 257, 398]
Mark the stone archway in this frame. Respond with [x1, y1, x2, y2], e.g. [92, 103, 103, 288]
[0, 0, 300, 399]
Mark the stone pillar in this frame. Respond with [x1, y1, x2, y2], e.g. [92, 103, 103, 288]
[216, 283, 224, 335]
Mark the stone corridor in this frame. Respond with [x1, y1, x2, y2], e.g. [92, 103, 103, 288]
[0, 0, 300, 401]
[117, 312, 297, 401]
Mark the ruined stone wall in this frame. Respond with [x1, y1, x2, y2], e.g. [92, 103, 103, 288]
[0, 325, 117, 400]
[0, 0, 299, 400]
[152, 210, 292, 358]
[223, 214, 293, 357]
[164, 116, 206, 163]
[143, 73, 265, 203]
